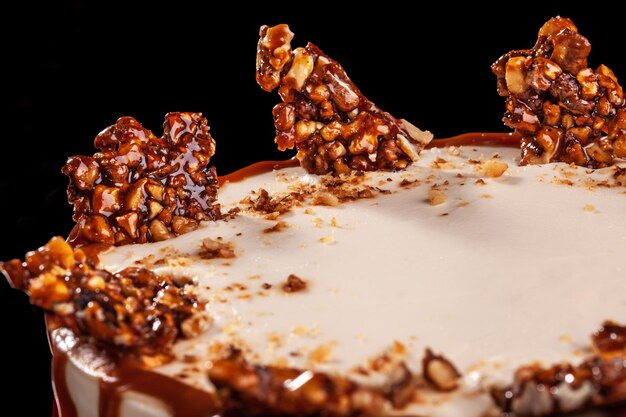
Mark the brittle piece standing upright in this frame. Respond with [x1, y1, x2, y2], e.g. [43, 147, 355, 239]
[493, 17, 626, 167]
[256, 24, 433, 175]
[63, 112, 221, 245]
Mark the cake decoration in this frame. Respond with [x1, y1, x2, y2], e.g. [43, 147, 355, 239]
[1, 237, 207, 360]
[492, 17, 626, 167]
[256, 24, 433, 174]
[63, 112, 221, 245]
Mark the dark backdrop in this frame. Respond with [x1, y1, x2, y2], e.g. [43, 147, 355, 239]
[1, 4, 622, 415]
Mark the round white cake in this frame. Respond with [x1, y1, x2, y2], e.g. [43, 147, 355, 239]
[53, 140, 626, 417]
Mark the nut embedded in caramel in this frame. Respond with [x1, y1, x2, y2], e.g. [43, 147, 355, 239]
[256, 24, 433, 175]
[0, 237, 206, 358]
[492, 320, 626, 415]
[493, 17, 626, 168]
[63, 112, 221, 246]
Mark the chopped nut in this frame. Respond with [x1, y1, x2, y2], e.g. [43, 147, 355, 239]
[583, 204, 595, 212]
[263, 221, 289, 233]
[309, 342, 334, 364]
[383, 362, 416, 408]
[282, 274, 307, 293]
[171, 216, 199, 235]
[62, 112, 221, 246]
[150, 219, 175, 242]
[478, 159, 509, 177]
[199, 238, 236, 259]
[493, 17, 626, 168]
[256, 24, 432, 175]
[428, 189, 447, 205]
[592, 321, 626, 353]
[422, 348, 461, 391]
[313, 191, 339, 206]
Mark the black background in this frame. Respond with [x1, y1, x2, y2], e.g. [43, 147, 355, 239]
[1, 4, 623, 415]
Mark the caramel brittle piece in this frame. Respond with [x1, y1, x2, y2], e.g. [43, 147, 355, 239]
[0, 237, 206, 357]
[256, 24, 433, 175]
[63, 112, 220, 246]
[493, 17, 626, 167]
[492, 320, 626, 415]
[209, 351, 386, 416]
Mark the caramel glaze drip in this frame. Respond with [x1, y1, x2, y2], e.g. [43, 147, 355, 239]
[51, 327, 220, 417]
[98, 361, 219, 417]
[52, 345, 77, 417]
[52, 132, 519, 417]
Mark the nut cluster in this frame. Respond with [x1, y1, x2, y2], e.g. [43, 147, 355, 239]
[63, 112, 221, 245]
[492, 320, 626, 415]
[209, 350, 386, 416]
[256, 24, 433, 175]
[493, 17, 626, 167]
[0, 237, 205, 357]
[207, 346, 462, 416]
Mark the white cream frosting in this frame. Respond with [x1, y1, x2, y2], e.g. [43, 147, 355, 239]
[59, 145, 626, 417]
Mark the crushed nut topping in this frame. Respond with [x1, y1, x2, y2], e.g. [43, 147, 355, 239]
[493, 17, 626, 168]
[256, 24, 433, 175]
[0, 237, 206, 358]
[242, 188, 303, 216]
[209, 351, 386, 416]
[63, 112, 221, 246]
[477, 159, 509, 177]
[493, 320, 626, 415]
[383, 362, 417, 409]
[241, 175, 389, 219]
[282, 274, 307, 293]
[427, 188, 447, 206]
[199, 237, 236, 259]
[263, 221, 289, 233]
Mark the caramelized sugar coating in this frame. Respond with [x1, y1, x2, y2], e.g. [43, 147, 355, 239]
[0, 237, 206, 357]
[493, 17, 626, 167]
[492, 320, 626, 415]
[209, 352, 386, 416]
[208, 347, 463, 416]
[256, 24, 433, 175]
[63, 112, 221, 246]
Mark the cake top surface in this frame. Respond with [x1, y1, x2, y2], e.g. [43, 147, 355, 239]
[64, 142, 624, 416]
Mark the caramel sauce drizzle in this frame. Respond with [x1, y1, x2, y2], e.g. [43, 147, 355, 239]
[98, 362, 219, 417]
[53, 132, 518, 417]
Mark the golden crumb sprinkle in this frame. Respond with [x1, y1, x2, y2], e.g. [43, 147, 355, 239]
[478, 159, 509, 178]
[263, 221, 289, 233]
[313, 191, 340, 206]
[428, 189, 447, 206]
[199, 237, 236, 259]
[309, 342, 334, 365]
[320, 236, 335, 244]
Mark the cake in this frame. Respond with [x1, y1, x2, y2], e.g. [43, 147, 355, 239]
[3, 17, 626, 417]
